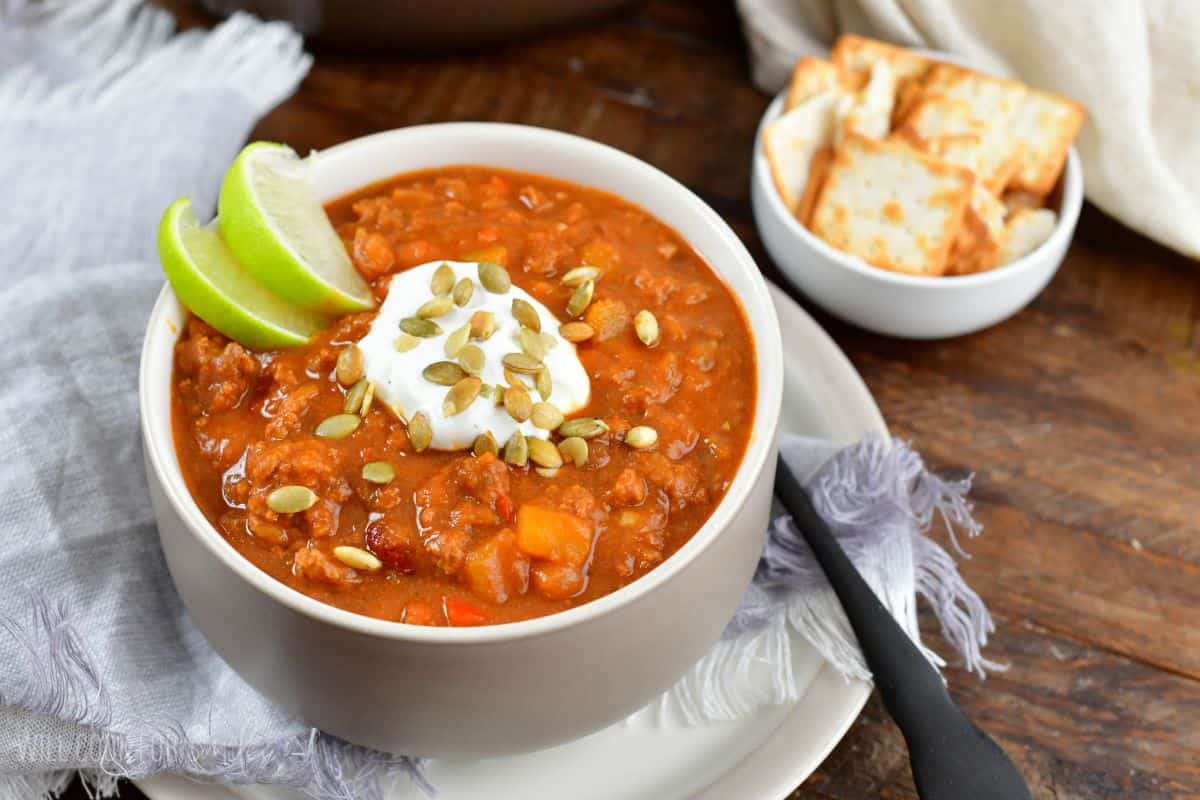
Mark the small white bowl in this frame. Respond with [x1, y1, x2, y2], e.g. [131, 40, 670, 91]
[140, 123, 783, 759]
[751, 92, 1083, 340]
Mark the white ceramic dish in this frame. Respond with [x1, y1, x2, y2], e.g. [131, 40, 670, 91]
[751, 86, 1084, 340]
[137, 283, 886, 800]
[140, 123, 784, 760]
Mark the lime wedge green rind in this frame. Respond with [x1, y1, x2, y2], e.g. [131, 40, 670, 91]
[218, 141, 375, 314]
[158, 198, 329, 350]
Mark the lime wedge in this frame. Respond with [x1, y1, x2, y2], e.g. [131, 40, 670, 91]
[158, 198, 328, 349]
[218, 141, 375, 314]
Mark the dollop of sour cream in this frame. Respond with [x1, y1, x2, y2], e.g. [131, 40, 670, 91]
[357, 260, 591, 451]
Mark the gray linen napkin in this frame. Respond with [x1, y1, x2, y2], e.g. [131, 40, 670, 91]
[0, 2, 997, 798]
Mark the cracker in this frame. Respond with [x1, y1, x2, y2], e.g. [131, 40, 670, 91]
[763, 89, 843, 211]
[1008, 88, 1085, 195]
[926, 133, 984, 174]
[1003, 189, 1046, 214]
[796, 147, 834, 228]
[810, 133, 973, 276]
[841, 60, 896, 142]
[949, 183, 1007, 274]
[900, 64, 1028, 192]
[786, 57, 840, 111]
[832, 34, 931, 89]
[998, 208, 1057, 264]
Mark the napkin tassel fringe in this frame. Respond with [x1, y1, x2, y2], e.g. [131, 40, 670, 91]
[0, 0, 311, 117]
[0, 591, 432, 800]
[662, 437, 1002, 724]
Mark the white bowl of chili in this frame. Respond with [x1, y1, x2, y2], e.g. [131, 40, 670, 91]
[141, 123, 783, 759]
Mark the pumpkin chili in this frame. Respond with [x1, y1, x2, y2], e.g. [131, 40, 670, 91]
[171, 166, 756, 626]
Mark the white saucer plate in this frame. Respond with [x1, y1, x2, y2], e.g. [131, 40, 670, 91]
[137, 283, 884, 800]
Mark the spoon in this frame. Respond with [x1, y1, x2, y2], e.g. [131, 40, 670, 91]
[774, 453, 1031, 800]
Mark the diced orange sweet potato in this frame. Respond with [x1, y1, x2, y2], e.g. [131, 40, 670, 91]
[532, 563, 585, 601]
[463, 245, 508, 266]
[462, 530, 530, 604]
[583, 297, 630, 342]
[516, 505, 593, 566]
[579, 239, 619, 270]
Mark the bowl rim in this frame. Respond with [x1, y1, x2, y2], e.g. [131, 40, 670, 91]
[140, 121, 784, 645]
[752, 62, 1084, 289]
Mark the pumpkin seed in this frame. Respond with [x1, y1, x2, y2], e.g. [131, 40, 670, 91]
[457, 344, 485, 376]
[478, 261, 512, 294]
[557, 417, 609, 439]
[333, 545, 382, 572]
[473, 431, 499, 458]
[430, 262, 455, 296]
[452, 277, 474, 307]
[343, 379, 369, 414]
[557, 436, 588, 467]
[443, 377, 483, 417]
[266, 485, 317, 514]
[503, 430, 528, 467]
[423, 361, 467, 386]
[362, 461, 395, 484]
[444, 323, 470, 358]
[534, 466, 560, 478]
[625, 425, 658, 449]
[335, 345, 364, 386]
[490, 384, 506, 407]
[566, 279, 595, 318]
[511, 298, 541, 332]
[316, 413, 361, 440]
[559, 321, 594, 343]
[504, 384, 532, 422]
[502, 352, 543, 374]
[634, 309, 660, 346]
[400, 317, 442, 338]
[530, 401, 563, 430]
[527, 437, 564, 469]
[541, 332, 558, 351]
[535, 368, 552, 400]
[561, 265, 602, 286]
[417, 295, 454, 319]
[359, 381, 376, 417]
[408, 412, 432, 452]
[503, 367, 527, 388]
[518, 327, 546, 360]
[470, 310, 496, 341]
[394, 333, 420, 352]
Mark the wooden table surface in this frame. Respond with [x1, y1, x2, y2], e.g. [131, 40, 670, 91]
[86, 1, 1200, 798]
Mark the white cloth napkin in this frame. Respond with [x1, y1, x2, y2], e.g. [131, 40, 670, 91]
[736, 0, 1200, 260]
[0, 2, 995, 797]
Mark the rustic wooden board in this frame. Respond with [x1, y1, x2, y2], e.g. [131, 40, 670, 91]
[84, 1, 1200, 798]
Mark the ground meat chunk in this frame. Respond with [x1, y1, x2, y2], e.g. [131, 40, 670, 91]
[293, 547, 355, 586]
[636, 451, 708, 507]
[612, 489, 670, 577]
[263, 383, 320, 440]
[175, 319, 261, 414]
[244, 439, 351, 540]
[413, 454, 513, 575]
[610, 468, 647, 507]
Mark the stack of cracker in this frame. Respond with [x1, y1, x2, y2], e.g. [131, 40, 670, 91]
[764, 35, 1084, 277]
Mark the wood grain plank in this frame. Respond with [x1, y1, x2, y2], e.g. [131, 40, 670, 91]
[794, 613, 1200, 799]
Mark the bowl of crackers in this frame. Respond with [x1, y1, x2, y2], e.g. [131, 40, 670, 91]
[752, 35, 1085, 339]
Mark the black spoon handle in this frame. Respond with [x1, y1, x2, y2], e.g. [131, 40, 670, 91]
[774, 454, 1031, 800]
